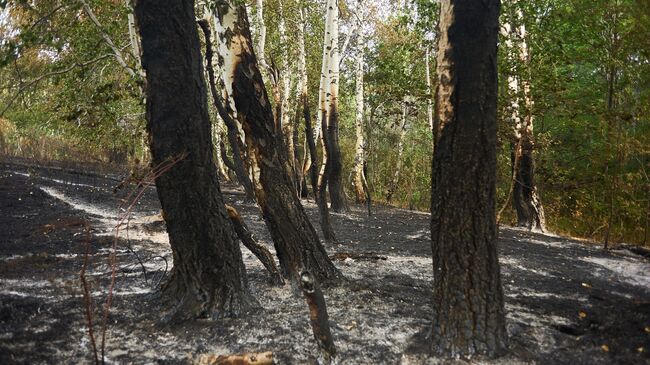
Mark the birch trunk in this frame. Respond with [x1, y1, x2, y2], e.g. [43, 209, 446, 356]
[212, 116, 230, 181]
[198, 19, 256, 201]
[425, 47, 434, 134]
[324, 0, 349, 212]
[313, 0, 335, 188]
[386, 101, 408, 204]
[352, 24, 368, 204]
[499, 4, 546, 231]
[213, 2, 341, 284]
[295, 4, 336, 239]
[278, 0, 296, 187]
[255, 0, 267, 70]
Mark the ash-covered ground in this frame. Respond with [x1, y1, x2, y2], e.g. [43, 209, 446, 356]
[1, 160, 648, 364]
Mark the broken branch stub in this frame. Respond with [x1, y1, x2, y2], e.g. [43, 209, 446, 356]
[300, 271, 336, 363]
[196, 351, 273, 365]
[225, 204, 284, 286]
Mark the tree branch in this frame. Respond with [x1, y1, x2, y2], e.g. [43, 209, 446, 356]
[0, 54, 113, 117]
[79, 0, 137, 78]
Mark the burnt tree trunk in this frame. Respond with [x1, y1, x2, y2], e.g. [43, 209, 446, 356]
[134, 0, 255, 321]
[326, 111, 348, 213]
[213, 3, 341, 284]
[304, 95, 320, 201]
[429, 0, 507, 357]
[512, 135, 545, 230]
[198, 19, 255, 202]
[319, 110, 338, 242]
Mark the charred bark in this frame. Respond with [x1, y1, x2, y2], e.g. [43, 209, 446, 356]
[512, 135, 545, 230]
[324, 0, 349, 213]
[429, 0, 507, 357]
[304, 95, 320, 201]
[319, 113, 338, 242]
[300, 271, 336, 363]
[135, 0, 255, 321]
[214, 4, 341, 284]
[198, 19, 255, 201]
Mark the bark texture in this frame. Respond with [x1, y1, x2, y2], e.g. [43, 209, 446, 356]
[430, 0, 507, 357]
[511, 7, 545, 231]
[500, 8, 546, 231]
[323, 0, 349, 212]
[386, 100, 408, 204]
[213, 3, 340, 284]
[198, 19, 255, 201]
[135, 0, 254, 320]
[352, 8, 368, 204]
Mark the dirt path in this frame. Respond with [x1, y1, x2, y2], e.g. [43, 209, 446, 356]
[1, 161, 648, 364]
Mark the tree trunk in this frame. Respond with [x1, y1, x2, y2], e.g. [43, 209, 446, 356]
[425, 47, 434, 134]
[278, 0, 296, 189]
[198, 19, 256, 201]
[134, 0, 255, 321]
[352, 8, 368, 204]
[319, 108, 338, 242]
[512, 7, 545, 231]
[429, 0, 507, 357]
[213, 3, 341, 284]
[386, 100, 408, 204]
[211, 117, 230, 181]
[324, 0, 349, 212]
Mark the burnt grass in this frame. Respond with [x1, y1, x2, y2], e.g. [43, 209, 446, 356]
[0, 159, 649, 364]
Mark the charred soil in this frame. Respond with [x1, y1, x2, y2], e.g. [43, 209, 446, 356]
[0, 160, 648, 364]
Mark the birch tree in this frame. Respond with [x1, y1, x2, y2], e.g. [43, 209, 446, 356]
[323, 0, 348, 212]
[212, 1, 341, 283]
[498, 1, 546, 231]
[352, 3, 369, 204]
[386, 98, 409, 203]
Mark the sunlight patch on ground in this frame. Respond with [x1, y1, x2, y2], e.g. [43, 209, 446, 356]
[500, 255, 555, 277]
[13, 171, 99, 188]
[581, 256, 650, 290]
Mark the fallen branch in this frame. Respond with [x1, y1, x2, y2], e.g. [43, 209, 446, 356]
[225, 204, 284, 286]
[196, 351, 273, 365]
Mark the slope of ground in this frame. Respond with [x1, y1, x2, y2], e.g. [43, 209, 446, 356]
[0, 160, 648, 364]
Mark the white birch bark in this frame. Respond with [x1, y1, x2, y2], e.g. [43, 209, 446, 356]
[352, 5, 367, 202]
[298, 6, 312, 175]
[278, 0, 294, 171]
[255, 0, 268, 69]
[213, 4, 260, 190]
[425, 47, 434, 133]
[80, 0, 139, 78]
[315, 0, 337, 185]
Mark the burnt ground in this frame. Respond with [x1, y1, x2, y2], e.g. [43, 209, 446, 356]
[0, 159, 648, 364]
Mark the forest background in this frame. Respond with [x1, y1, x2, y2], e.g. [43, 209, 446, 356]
[0, 0, 648, 245]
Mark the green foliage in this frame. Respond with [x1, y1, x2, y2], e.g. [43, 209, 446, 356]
[1, 0, 648, 244]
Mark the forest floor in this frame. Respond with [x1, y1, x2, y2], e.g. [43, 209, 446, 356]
[0, 158, 649, 365]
